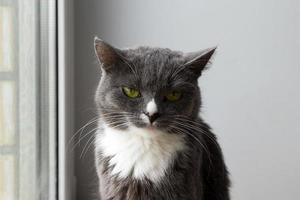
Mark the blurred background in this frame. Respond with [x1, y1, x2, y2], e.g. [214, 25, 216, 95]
[0, 0, 299, 200]
[73, 0, 300, 200]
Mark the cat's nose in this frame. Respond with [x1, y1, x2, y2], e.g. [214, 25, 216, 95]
[145, 99, 160, 123]
[144, 112, 161, 124]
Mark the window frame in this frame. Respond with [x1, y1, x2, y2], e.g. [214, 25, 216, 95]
[1, 0, 59, 199]
[17, 0, 58, 199]
[0, 1, 18, 199]
[1, 0, 75, 199]
[57, 0, 75, 200]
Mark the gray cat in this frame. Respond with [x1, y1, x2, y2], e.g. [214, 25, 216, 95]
[93, 37, 230, 200]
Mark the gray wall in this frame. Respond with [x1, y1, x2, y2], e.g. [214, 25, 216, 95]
[74, 0, 300, 199]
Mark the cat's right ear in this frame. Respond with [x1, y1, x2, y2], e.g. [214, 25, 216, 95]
[94, 37, 121, 72]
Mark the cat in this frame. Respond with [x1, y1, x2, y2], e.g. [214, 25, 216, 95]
[93, 37, 230, 200]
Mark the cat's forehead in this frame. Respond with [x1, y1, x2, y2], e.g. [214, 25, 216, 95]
[125, 47, 184, 65]
[123, 47, 187, 88]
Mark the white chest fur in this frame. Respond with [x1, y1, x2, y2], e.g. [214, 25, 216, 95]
[96, 125, 186, 183]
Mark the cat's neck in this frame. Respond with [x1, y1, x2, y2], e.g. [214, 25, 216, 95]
[96, 124, 186, 183]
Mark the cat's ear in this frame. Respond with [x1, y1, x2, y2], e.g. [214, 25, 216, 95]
[184, 47, 217, 77]
[94, 37, 122, 71]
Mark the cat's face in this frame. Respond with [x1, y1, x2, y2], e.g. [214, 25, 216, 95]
[94, 38, 215, 133]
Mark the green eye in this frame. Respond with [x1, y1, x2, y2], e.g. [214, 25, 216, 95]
[122, 87, 141, 98]
[165, 91, 182, 101]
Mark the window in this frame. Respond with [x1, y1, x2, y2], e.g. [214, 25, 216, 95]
[0, 0, 56, 199]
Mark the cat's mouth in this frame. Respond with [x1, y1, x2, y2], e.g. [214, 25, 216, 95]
[134, 120, 158, 130]
[132, 114, 171, 133]
[145, 122, 158, 130]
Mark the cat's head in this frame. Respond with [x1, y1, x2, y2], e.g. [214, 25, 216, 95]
[94, 37, 215, 133]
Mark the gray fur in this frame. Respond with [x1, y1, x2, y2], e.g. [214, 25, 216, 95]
[94, 38, 230, 200]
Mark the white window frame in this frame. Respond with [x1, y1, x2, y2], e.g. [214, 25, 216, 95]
[58, 0, 75, 200]
[18, 0, 58, 199]
[1, 0, 75, 199]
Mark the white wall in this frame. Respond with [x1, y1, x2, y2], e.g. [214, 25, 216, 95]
[74, 0, 300, 199]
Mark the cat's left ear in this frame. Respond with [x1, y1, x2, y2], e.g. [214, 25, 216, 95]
[184, 47, 217, 77]
[94, 37, 122, 72]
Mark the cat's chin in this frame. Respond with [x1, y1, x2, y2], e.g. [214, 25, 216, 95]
[142, 126, 173, 136]
[145, 124, 156, 130]
[133, 124, 158, 132]
[143, 124, 162, 134]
